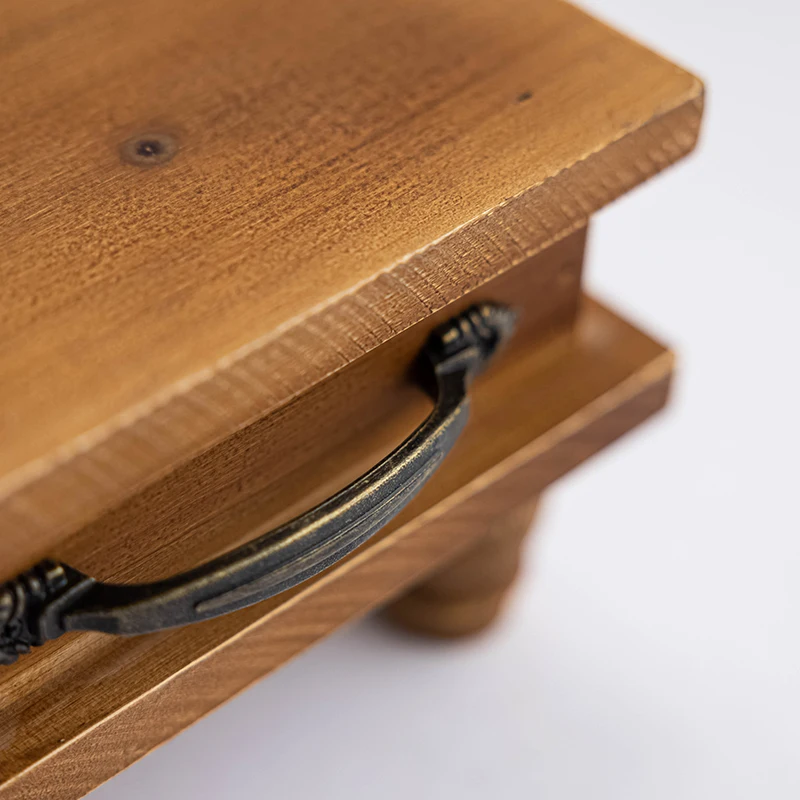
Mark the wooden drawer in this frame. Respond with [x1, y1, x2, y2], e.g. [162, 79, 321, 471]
[0, 228, 586, 581]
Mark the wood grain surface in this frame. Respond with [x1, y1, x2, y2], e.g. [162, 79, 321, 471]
[0, 226, 586, 578]
[0, 298, 673, 799]
[0, 0, 702, 546]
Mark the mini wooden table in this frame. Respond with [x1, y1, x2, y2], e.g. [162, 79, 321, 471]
[0, 0, 703, 796]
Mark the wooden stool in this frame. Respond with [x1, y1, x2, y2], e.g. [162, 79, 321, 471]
[0, 0, 702, 796]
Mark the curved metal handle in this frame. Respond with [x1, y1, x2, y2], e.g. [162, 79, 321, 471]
[0, 304, 515, 664]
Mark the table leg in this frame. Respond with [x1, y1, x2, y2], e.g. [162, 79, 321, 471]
[385, 496, 540, 637]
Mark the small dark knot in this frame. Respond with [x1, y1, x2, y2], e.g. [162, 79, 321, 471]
[120, 132, 178, 167]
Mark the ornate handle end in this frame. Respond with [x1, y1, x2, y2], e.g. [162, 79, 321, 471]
[427, 303, 517, 370]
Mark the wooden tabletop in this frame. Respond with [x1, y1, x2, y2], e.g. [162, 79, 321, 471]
[0, 0, 702, 542]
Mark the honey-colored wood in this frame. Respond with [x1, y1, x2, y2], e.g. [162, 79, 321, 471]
[0, 298, 673, 798]
[0, 0, 703, 548]
[386, 497, 541, 637]
[0, 227, 586, 579]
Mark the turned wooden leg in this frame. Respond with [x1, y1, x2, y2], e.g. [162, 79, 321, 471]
[385, 496, 540, 637]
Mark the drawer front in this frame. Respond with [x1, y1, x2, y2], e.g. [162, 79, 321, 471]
[0, 227, 586, 582]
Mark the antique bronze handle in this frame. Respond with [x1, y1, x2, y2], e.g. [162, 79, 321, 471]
[0, 304, 515, 665]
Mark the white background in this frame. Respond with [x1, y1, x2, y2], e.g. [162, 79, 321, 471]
[93, 1, 800, 797]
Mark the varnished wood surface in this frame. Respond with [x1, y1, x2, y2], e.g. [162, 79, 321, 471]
[0, 298, 673, 799]
[0, 227, 585, 578]
[0, 0, 702, 546]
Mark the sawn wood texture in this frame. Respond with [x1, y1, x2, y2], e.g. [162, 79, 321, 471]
[0, 0, 703, 547]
